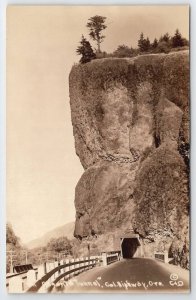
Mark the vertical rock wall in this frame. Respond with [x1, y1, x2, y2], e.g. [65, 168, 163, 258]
[69, 51, 189, 264]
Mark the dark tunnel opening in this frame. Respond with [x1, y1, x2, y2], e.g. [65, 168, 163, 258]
[121, 238, 139, 258]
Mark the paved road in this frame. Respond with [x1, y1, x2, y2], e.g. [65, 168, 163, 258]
[53, 258, 189, 293]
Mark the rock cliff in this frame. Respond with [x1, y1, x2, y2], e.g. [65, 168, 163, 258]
[69, 50, 189, 265]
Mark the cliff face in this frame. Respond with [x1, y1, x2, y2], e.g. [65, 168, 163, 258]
[69, 51, 189, 263]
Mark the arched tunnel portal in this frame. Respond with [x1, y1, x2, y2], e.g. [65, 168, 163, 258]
[121, 235, 141, 259]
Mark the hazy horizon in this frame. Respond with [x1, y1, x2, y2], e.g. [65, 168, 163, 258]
[7, 5, 189, 244]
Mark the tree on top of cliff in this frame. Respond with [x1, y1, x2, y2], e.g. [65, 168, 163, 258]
[138, 33, 151, 52]
[172, 29, 186, 47]
[152, 38, 158, 49]
[138, 32, 144, 51]
[159, 32, 170, 43]
[86, 15, 107, 53]
[76, 35, 96, 64]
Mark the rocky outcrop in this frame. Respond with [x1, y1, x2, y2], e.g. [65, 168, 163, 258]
[69, 50, 189, 265]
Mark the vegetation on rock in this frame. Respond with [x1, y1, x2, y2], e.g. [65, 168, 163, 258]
[76, 35, 96, 64]
[138, 32, 151, 52]
[76, 18, 189, 63]
[86, 15, 107, 53]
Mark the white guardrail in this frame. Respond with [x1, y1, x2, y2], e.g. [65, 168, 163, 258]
[6, 252, 121, 293]
[6, 256, 100, 293]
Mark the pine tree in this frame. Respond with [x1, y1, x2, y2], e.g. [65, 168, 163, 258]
[138, 33, 150, 52]
[86, 15, 107, 53]
[145, 37, 151, 51]
[172, 29, 184, 47]
[152, 38, 158, 49]
[160, 33, 170, 43]
[138, 32, 145, 52]
[76, 35, 96, 64]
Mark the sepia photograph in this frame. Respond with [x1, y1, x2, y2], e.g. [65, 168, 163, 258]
[6, 5, 190, 293]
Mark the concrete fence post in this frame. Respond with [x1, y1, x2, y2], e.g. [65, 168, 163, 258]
[76, 258, 79, 275]
[85, 257, 89, 270]
[37, 264, 45, 280]
[53, 261, 58, 279]
[65, 258, 70, 281]
[54, 261, 59, 268]
[8, 276, 23, 293]
[48, 262, 54, 282]
[26, 270, 36, 288]
[78, 257, 81, 273]
[61, 259, 65, 274]
[61, 258, 63, 266]
[82, 257, 85, 270]
[71, 258, 75, 277]
[48, 263, 53, 284]
[83, 257, 86, 270]
[90, 256, 95, 268]
[44, 262, 47, 274]
[102, 253, 107, 267]
[164, 250, 169, 263]
[46, 262, 50, 272]
[58, 261, 61, 275]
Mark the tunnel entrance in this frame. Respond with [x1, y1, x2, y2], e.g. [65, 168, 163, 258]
[121, 235, 141, 259]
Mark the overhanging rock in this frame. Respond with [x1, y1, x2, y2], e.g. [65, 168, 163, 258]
[69, 51, 189, 260]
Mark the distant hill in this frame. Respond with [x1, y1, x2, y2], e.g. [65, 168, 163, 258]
[26, 221, 75, 249]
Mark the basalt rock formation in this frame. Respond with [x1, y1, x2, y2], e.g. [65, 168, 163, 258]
[69, 50, 189, 266]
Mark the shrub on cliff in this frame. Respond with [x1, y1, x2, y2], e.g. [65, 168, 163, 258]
[113, 45, 138, 58]
[156, 40, 171, 53]
[76, 35, 96, 64]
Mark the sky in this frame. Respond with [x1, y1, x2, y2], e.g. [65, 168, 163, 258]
[6, 5, 189, 244]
